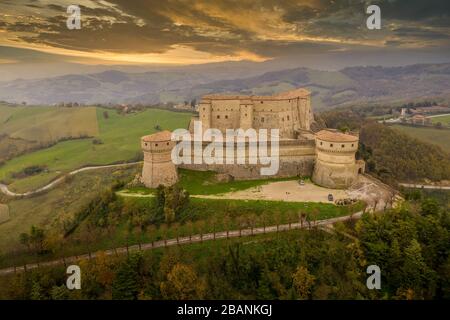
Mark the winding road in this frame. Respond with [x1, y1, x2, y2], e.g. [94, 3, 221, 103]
[0, 162, 142, 197]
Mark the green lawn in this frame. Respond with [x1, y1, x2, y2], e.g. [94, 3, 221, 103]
[0, 108, 192, 192]
[0, 105, 98, 143]
[177, 168, 301, 195]
[391, 125, 450, 153]
[120, 168, 303, 196]
[430, 114, 450, 126]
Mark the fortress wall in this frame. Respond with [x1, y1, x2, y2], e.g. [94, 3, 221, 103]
[178, 140, 316, 180]
[312, 160, 360, 189]
[198, 93, 312, 139]
[210, 99, 241, 131]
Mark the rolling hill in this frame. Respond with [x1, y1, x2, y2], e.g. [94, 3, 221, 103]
[0, 63, 449, 110]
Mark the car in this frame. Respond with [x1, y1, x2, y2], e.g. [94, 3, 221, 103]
[299, 179, 305, 186]
[328, 194, 334, 201]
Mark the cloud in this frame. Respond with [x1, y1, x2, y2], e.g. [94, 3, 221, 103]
[0, 0, 448, 64]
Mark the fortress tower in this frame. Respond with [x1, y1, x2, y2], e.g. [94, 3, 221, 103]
[141, 130, 178, 188]
[312, 130, 365, 189]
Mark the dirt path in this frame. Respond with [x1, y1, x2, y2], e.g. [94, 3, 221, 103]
[117, 176, 394, 211]
[0, 210, 364, 276]
[0, 162, 142, 197]
[195, 180, 347, 203]
[399, 183, 450, 190]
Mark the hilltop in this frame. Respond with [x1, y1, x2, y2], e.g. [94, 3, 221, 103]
[0, 63, 449, 110]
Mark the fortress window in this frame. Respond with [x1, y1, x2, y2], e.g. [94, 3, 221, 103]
[320, 142, 323, 145]
[145, 143, 148, 146]
[352, 144, 354, 147]
[217, 115, 220, 119]
[167, 142, 169, 146]
[245, 113, 247, 117]
[225, 115, 228, 119]
[261, 117, 265, 122]
[341, 144, 345, 148]
[330, 144, 333, 147]
[155, 143, 158, 147]
[261, 101, 263, 104]
[203, 108, 205, 111]
[287, 115, 290, 121]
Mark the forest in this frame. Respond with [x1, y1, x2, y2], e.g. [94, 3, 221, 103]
[318, 111, 450, 185]
[1, 192, 448, 300]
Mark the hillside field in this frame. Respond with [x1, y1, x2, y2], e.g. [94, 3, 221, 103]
[0, 104, 98, 143]
[430, 114, 450, 126]
[391, 125, 450, 153]
[0, 107, 193, 192]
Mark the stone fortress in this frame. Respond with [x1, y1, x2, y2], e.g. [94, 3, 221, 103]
[140, 88, 365, 189]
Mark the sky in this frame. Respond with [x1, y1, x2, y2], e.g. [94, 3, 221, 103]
[0, 0, 449, 79]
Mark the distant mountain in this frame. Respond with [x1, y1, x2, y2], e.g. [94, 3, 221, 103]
[0, 63, 449, 110]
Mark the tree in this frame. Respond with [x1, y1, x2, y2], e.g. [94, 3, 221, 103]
[30, 281, 44, 300]
[160, 263, 205, 299]
[112, 254, 142, 300]
[20, 225, 46, 254]
[19, 233, 31, 252]
[292, 266, 316, 299]
[401, 239, 436, 298]
[420, 198, 439, 216]
[51, 285, 69, 300]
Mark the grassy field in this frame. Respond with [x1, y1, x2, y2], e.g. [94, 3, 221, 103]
[0, 165, 141, 254]
[391, 124, 450, 153]
[121, 168, 304, 196]
[177, 168, 301, 195]
[430, 114, 450, 126]
[0, 107, 192, 192]
[0, 204, 9, 224]
[0, 105, 98, 143]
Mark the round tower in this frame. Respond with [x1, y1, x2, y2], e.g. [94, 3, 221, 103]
[141, 130, 178, 188]
[312, 130, 364, 189]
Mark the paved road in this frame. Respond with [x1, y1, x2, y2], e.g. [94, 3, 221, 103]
[0, 210, 364, 276]
[0, 162, 142, 197]
[399, 183, 450, 190]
